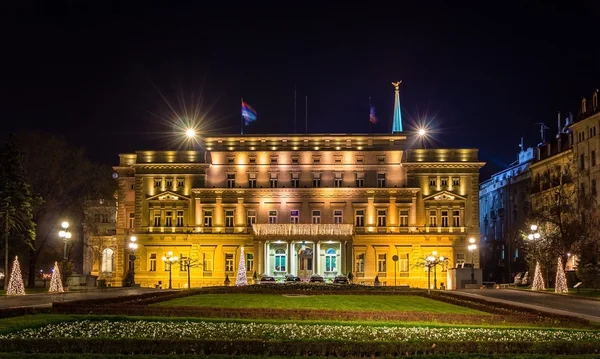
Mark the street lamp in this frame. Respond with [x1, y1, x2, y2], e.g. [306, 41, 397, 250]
[185, 128, 196, 139]
[527, 224, 545, 289]
[58, 221, 72, 285]
[162, 251, 178, 289]
[128, 236, 138, 286]
[468, 237, 477, 284]
[417, 128, 427, 148]
[425, 251, 446, 295]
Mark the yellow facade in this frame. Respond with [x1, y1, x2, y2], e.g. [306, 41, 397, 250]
[88, 134, 484, 288]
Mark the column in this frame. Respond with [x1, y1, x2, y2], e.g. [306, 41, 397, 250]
[287, 241, 292, 274]
[195, 198, 202, 226]
[257, 240, 263, 276]
[409, 192, 417, 231]
[314, 241, 320, 274]
[388, 197, 398, 232]
[236, 198, 245, 229]
[340, 241, 346, 275]
[367, 196, 375, 228]
[264, 241, 269, 275]
[215, 195, 224, 229]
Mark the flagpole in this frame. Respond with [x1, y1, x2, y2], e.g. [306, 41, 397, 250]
[294, 85, 297, 134]
[369, 97, 372, 135]
[241, 97, 244, 135]
[305, 96, 308, 133]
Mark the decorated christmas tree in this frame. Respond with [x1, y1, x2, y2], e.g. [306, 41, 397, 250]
[6, 256, 25, 296]
[236, 246, 247, 286]
[531, 261, 545, 291]
[555, 257, 568, 293]
[49, 261, 64, 293]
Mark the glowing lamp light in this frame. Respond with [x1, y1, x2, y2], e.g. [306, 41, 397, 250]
[528, 234, 534, 240]
[185, 128, 196, 138]
[130, 236, 137, 242]
[534, 233, 540, 239]
[530, 224, 538, 231]
[128, 242, 138, 250]
[61, 222, 69, 229]
[418, 128, 426, 136]
[469, 237, 475, 244]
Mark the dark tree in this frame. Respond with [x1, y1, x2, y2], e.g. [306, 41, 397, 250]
[0, 135, 36, 288]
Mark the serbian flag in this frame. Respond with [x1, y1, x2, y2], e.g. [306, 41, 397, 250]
[369, 105, 378, 124]
[242, 100, 257, 125]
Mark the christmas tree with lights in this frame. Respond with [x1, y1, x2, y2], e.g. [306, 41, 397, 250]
[48, 261, 64, 293]
[236, 246, 247, 286]
[531, 261, 545, 291]
[6, 256, 25, 296]
[555, 257, 568, 293]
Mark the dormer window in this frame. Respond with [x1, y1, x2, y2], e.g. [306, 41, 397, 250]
[582, 98, 587, 113]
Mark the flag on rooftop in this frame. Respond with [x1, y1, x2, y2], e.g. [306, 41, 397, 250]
[369, 105, 378, 124]
[242, 100, 257, 125]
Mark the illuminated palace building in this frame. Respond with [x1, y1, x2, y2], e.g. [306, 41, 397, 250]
[84, 91, 484, 289]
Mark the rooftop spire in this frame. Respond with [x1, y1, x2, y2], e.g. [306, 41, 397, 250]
[391, 81, 403, 133]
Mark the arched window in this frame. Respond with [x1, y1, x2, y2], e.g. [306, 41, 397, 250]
[101, 248, 114, 273]
[325, 248, 336, 272]
[274, 248, 286, 272]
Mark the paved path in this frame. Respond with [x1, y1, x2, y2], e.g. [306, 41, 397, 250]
[0, 288, 167, 309]
[454, 289, 600, 323]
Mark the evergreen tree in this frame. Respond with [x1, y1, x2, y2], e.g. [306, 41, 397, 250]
[236, 246, 247, 286]
[0, 135, 35, 288]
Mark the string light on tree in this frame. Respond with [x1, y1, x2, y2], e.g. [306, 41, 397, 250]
[531, 261, 545, 291]
[555, 257, 568, 293]
[48, 261, 64, 293]
[6, 256, 25, 296]
[236, 246, 247, 286]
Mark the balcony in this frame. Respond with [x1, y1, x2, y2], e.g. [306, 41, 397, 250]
[252, 224, 354, 238]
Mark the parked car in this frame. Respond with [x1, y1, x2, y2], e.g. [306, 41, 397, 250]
[309, 274, 324, 283]
[333, 275, 349, 284]
[260, 275, 276, 284]
[285, 274, 301, 282]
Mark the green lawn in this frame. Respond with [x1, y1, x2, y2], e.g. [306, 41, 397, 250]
[154, 294, 483, 314]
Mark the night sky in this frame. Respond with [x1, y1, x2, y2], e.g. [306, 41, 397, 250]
[3, 3, 599, 179]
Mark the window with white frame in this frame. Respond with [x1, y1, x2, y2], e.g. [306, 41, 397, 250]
[325, 248, 337, 272]
[246, 253, 254, 272]
[312, 173, 321, 188]
[377, 209, 386, 227]
[355, 172, 364, 187]
[268, 210, 277, 224]
[334, 172, 343, 187]
[441, 210, 449, 227]
[225, 210, 234, 227]
[291, 172, 300, 188]
[101, 248, 114, 273]
[204, 210, 213, 227]
[312, 210, 321, 224]
[203, 252, 213, 271]
[355, 209, 365, 227]
[429, 178, 437, 187]
[452, 210, 460, 227]
[225, 253, 234, 272]
[452, 177, 460, 186]
[377, 253, 386, 272]
[176, 210, 184, 227]
[456, 253, 465, 267]
[153, 210, 161, 227]
[355, 253, 365, 272]
[399, 210, 409, 227]
[149, 253, 156, 272]
[274, 248, 286, 271]
[429, 210, 437, 226]
[270, 173, 278, 188]
[290, 210, 299, 224]
[377, 173, 386, 188]
[247, 210, 256, 226]
[248, 172, 257, 188]
[227, 173, 235, 188]
[179, 254, 188, 271]
[399, 253, 409, 273]
[333, 210, 343, 224]
[165, 211, 173, 227]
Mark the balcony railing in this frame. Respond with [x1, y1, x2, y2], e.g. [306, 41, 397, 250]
[253, 223, 354, 236]
[354, 226, 466, 234]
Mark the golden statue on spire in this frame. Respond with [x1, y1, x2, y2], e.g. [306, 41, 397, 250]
[392, 81, 402, 90]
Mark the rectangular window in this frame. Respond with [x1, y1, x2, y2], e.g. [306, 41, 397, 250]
[246, 253, 254, 272]
[399, 210, 409, 227]
[441, 210, 449, 227]
[312, 178, 321, 187]
[355, 173, 364, 188]
[177, 179, 185, 188]
[334, 172, 343, 187]
[456, 253, 465, 267]
[154, 210, 161, 227]
[291, 173, 300, 188]
[227, 173, 235, 188]
[249, 156, 256, 164]
[429, 178, 437, 187]
[179, 255, 188, 271]
[291, 156, 299, 164]
[129, 212, 135, 229]
[225, 210, 234, 227]
[270, 174, 278, 188]
[592, 151, 596, 167]
[204, 210, 213, 227]
[334, 210, 343, 224]
[247, 210, 256, 226]
[378, 253, 387, 272]
[441, 178, 448, 186]
[452, 177, 460, 186]
[154, 179, 162, 188]
[399, 253, 409, 272]
[312, 210, 321, 224]
[165, 211, 173, 227]
[377, 209, 386, 227]
[377, 173, 386, 188]
[377, 155, 385, 164]
[166, 179, 173, 188]
[268, 210, 277, 224]
[355, 253, 365, 273]
[225, 253, 234, 272]
[290, 210, 299, 224]
[149, 254, 156, 272]
[176, 210, 184, 227]
[248, 172, 257, 188]
[453, 210, 460, 227]
[313, 156, 321, 164]
[270, 156, 278, 164]
[203, 252, 213, 272]
[355, 209, 365, 227]
[429, 210, 437, 226]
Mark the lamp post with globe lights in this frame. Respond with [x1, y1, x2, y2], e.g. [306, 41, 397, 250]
[128, 236, 138, 286]
[468, 237, 477, 284]
[162, 251, 178, 289]
[58, 221, 72, 285]
[425, 251, 446, 295]
[527, 224, 545, 290]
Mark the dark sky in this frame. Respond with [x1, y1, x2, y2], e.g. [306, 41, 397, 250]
[2, 2, 599, 179]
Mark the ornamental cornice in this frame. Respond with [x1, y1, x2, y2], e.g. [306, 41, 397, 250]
[191, 187, 422, 199]
[402, 162, 486, 169]
[134, 163, 209, 172]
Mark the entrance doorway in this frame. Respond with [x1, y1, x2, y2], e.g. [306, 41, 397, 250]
[298, 247, 313, 279]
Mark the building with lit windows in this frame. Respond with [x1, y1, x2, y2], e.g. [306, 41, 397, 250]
[83, 88, 485, 288]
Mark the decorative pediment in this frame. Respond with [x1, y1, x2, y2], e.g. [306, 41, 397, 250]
[423, 191, 466, 201]
[147, 191, 190, 202]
